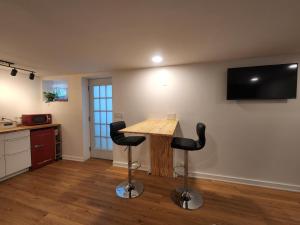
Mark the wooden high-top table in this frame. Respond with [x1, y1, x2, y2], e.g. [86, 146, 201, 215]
[120, 119, 178, 177]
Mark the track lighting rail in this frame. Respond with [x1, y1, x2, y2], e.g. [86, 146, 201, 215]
[0, 59, 36, 80]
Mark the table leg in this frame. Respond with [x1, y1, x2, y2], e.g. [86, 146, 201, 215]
[150, 135, 173, 177]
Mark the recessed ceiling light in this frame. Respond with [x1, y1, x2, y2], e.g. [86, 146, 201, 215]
[288, 64, 298, 69]
[251, 77, 259, 82]
[152, 55, 163, 63]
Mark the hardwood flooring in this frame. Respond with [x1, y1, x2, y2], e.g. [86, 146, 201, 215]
[0, 159, 299, 225]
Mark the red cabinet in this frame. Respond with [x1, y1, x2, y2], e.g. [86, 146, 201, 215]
[30, 128, 55, 170]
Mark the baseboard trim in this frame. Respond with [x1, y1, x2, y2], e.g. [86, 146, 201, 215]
[62, 155, 86, 162]
[189, 171, 300, 192]
[0, 168, 29, 182]
[113, 161, 150, 172]
[113, 161, 299, 192]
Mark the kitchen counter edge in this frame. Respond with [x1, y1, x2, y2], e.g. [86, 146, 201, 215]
[0, 124, 61, 134]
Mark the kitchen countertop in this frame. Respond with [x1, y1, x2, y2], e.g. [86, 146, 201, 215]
[0, 124, 61, 134]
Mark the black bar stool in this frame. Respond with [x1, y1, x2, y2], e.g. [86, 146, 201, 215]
[171, 122, 206, 210]
[110, 121, 146, 199]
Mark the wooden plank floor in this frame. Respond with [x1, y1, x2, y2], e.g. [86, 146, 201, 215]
[0, 159, 299, 225]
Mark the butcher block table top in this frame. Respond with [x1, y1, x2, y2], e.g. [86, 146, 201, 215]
[120, 119, 178, 136]
[0, 124, 61, 134]
[120, 119, 178, 177]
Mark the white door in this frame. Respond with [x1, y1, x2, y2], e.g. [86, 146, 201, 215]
[89, 78, 113, 160]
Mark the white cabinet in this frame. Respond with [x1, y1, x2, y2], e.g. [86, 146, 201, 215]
[0, 157, 5, 178]
[0, 134, 4, 156]
[0, 135, 5, 178]
[0, 130, 31, 179]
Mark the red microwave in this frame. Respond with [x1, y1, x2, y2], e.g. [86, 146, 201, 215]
[22, 114, 52, 126]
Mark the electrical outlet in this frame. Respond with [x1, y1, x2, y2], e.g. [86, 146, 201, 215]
[140, 160, 147, 166]
[174, 161, 184, 177]
[114, 112, 124, 120]
[14, 117, 21, 124]
[176, 161, 184, 167]
[167, 113, 176, 120]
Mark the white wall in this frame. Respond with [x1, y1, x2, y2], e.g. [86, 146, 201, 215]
[42, 54, 300, 191]
[41, 75, 90, 161]
[111, 55, 300, 191]
[0, 68, 41, 121]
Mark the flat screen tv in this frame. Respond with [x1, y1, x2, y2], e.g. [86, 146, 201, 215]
[227, 63, 298, 100]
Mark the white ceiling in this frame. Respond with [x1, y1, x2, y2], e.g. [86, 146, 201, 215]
[0, 0, 300, 76]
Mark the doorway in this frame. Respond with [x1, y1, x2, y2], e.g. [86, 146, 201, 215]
[89, 78, 113, 160]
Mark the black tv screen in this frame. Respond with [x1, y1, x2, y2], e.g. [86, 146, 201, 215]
[227, 63, 298, 100]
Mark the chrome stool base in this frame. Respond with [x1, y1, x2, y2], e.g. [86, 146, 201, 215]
[171, 187, 203, 210]
[116, 180, 144, 199]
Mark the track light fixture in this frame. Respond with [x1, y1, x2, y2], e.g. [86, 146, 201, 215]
[0, 59, 37, 80]
[10, 68, 18, 76]
[29, 72, 35, 80]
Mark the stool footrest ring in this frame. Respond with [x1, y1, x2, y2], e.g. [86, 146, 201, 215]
[173, 165, 184, 177]
[131, 161, 141, 170]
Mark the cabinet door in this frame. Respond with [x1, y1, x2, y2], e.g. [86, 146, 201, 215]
[31, 128, 55, 169]
[0, 157, 5, 178]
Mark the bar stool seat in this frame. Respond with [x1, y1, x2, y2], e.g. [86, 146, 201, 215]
[172, 137, 201, 150]
[115, 136, 145, 146]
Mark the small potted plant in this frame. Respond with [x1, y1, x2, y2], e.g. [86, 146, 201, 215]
[43, 91, 57, 103]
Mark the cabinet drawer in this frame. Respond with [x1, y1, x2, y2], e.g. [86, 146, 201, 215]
[5, 130, 29, 140]
[5, 150, 31, 176]
[0, 157, 5, 178]
[5, 136, 30, 155]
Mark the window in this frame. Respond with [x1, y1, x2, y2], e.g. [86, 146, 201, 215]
[42, 80, 68, 101]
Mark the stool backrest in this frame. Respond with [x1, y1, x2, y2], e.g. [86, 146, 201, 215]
[110, 121, 126, 144]
[196, 122, 206, 148]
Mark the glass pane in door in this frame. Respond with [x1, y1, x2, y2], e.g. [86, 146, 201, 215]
[93, 86, 113, 150]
